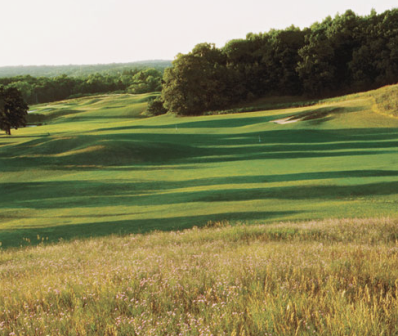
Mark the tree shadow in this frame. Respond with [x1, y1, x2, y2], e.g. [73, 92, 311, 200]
[1, 128, 398, 172]
[0, 210, 298, 249]
[2, 178, 398, 210]
[97, 105, 366, 132]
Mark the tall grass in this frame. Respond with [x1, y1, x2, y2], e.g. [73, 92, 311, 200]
[373, 85, 398, 118]
[1, 217, 398, 335]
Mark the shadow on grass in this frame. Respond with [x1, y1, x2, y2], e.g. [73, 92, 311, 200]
[1, 117, 398, 248]
[2, 178, 398, 210]
[1, 128, 398, 171]
[0, 210, 298, 249]
[96, 106, 364, 131]
[98, 115, 278, 130]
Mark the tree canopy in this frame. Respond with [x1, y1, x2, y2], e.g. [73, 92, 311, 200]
[161, 8, 398, 115]
[0, 61, 171, 78]
[0, 68, 164, 105]
[0, 87, 28, 135]
[162, 43, 230, 115]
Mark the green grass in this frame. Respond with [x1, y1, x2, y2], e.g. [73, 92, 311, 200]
[1, 87, 398, 335]
[2, 218, 398, 335]
[1, 88, 398, 248]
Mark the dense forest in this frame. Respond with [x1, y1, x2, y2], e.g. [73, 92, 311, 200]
[0, 68, 164, 105]
[161, 9, 398, 115]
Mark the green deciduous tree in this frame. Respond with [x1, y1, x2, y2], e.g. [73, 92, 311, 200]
[0, 87, 29, 135]
[128, 68, 163, 94]
[161, 9, 398, 115]
[349, 9, 398, 90]
[296, 17, 336, 96]
[162, 43, 229, 115]
[147, 96, 167, 116]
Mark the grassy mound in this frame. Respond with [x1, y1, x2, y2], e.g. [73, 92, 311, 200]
[27, 93, 152, 125]
[373, 84, 398, 118]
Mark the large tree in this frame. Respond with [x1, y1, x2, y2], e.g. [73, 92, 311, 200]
[0, 87, 29, 135]
[162, 43, 229, 115]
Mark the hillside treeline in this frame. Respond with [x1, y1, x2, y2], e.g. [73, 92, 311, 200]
[0, 68, 163, 105]
[0, 60, 171, 78]
[162, 9, 398, 115]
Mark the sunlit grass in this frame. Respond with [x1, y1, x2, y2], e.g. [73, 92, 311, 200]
[373, 84, 398, 118]
[1, 217, 398, 335]
[1, 85, 398, 334]
[1, 87, 398, 248]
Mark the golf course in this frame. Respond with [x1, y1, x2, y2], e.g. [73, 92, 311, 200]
[1, 85, 398, 335]
[2, 2, 398, 334]
[1, 86, 398, 248]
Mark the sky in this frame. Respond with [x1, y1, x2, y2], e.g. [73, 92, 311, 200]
[0, 0, 397, 67]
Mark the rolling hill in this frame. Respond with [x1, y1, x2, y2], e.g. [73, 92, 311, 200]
[1, 86, 398, 248]
[2, 86, 398, 335]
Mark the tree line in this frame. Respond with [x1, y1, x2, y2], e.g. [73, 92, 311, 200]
[161, 9, 398, 115]
[0, 68, 164, 105]
[0, 60, 171, 78]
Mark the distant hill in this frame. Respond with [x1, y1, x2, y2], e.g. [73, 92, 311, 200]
[0, 60, 172, 78]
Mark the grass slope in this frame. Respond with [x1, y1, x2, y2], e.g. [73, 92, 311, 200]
[2, 218, 398, 335]
[1, 88, 398, 248]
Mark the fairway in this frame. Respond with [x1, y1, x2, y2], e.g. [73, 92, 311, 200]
[1, 90, 398, 248]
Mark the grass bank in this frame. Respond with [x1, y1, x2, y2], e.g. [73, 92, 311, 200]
[372, 84, 398, 118]
[1, 217, 398, 335]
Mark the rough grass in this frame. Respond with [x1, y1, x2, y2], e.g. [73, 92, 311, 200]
[1, 217, 398, 335]
[373, 84, 398, 118]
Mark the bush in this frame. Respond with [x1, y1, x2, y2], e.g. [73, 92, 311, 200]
[147, 96, 167, 116]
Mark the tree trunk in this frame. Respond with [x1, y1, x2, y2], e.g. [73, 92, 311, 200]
[5, 125, 11, 135]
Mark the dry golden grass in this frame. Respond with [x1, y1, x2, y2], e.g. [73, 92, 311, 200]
[1, 217, 398, 335]
[372, 84, 398, 118]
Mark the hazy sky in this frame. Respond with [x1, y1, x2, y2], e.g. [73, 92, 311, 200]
[1, 0, 397, 66]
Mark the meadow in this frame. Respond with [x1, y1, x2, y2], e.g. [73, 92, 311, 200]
[1, 86, 398, 248]
[1, 218, 398, 335]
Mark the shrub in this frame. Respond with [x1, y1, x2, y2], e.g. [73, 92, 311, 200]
[147, 96, 167, 116]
